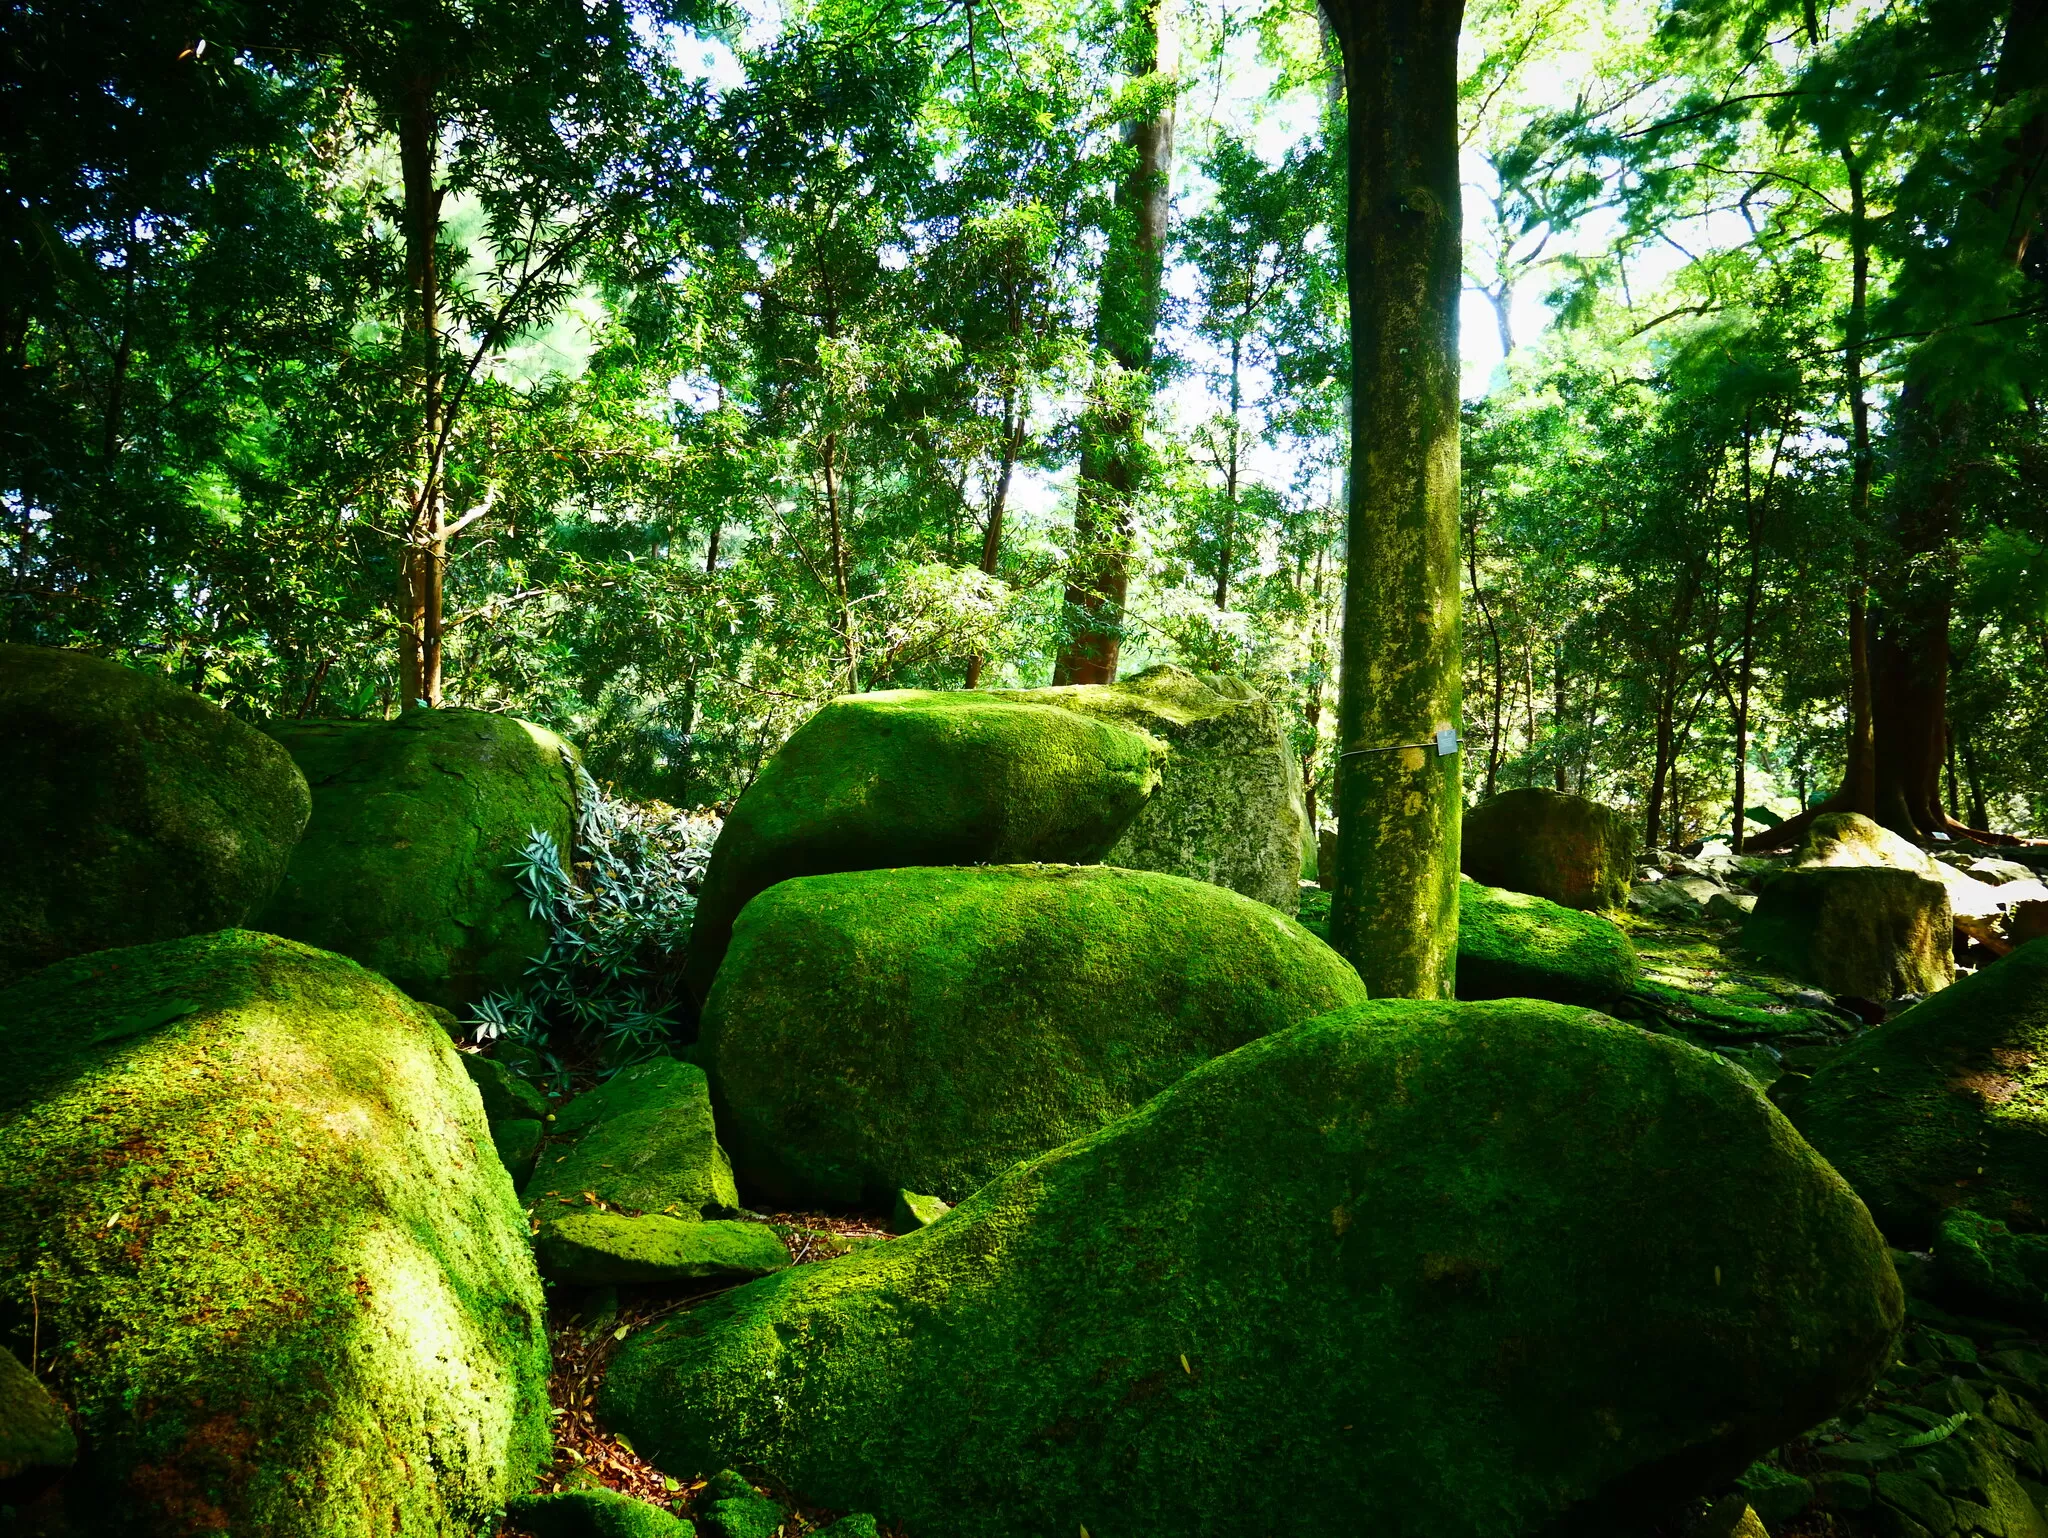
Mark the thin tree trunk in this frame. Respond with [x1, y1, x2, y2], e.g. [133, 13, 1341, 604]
[964, 392, 1024, 689]
[821, 432, 856, 690]
[1054, 0, 1177, 684]
[1730, 410, 1763, 852]
[1550, 633, 1566, 792]
[1215, 334, 1242, 610]
[1466, 510, 1505, 799]
[1323, 0, 1465, 998]
[396, 78, 448, 710]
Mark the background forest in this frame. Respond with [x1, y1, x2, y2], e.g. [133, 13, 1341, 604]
[5, 0, 2044, 846]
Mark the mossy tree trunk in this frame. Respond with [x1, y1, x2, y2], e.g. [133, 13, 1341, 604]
[1322, 0, 1464, 999]
[1053, 0, 1176, 686]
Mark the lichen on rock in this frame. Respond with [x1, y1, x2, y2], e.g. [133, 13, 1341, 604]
[606, 999, 1900, 1538]
[254, 708, 579, 1013]
[0, 930, 551, 1535]
[701, 863, 1368, 1207]
[0, 644, 310, 985]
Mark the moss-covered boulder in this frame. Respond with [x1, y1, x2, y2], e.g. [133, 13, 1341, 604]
[534, 1214, 789, 1286]
[1934, 1208, 2048, 1325]
[606, 999, 1901, 1538]
[526, 1058, 738, 1217]
[702, 864, 1368, 1207]
[1456, 877, 1641, 1006]
[1793, 811, 1938, 874]
[1461, 787, 1635, 910]
[1742, 867, 1954, 1001]
[0, 645, 311, 984]
[1, 1346, 75, 1501]
[1777, 941, 2048, 1246]
[680, 692, 1158, 1001]
[510, 1489, 696, 1538]
[994, 665, 1310, 914]
[0, 930, 550, 1535]
[254, 708, 578, 1013]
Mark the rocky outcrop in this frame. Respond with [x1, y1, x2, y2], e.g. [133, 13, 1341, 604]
[1461, 787, 1634, 910]
[995, 666, 1309, 914]
[701, 863, 1368, 1207]
[255, 708, 580, 1013]
[1457, 877, 1641, 1006]
[605, 999, 1899, 1538]
[525, 1057, 738, 1217]
[1743, 867, 1954, 1001]
[0, 644, 310, 984]
[1777, 940, 2048, 1246]
[679, 692, 1158, 1000]
[0, 930, 550, 1535]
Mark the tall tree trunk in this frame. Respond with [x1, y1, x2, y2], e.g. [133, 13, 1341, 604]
[396, 79, 447, 710]
[1730, 412, 1763, 852]
[1550, 633, 1566, 792]
[821, 432, 856, 690]
[1054, 0, 1176, 684]
[1466, 510, 1505, 799]
[1215, 334, 1242, 610]
[1322, 0, 1465, 999]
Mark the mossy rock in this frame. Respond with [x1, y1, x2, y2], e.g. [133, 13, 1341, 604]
[698, 1470, 788, 1538]
[1934, 1209, 2048, 1326]
[533, 1214, 789, 1286]
[509, 1488, 696, 1538]
[0, 644, 310, 984]
[1777, 941, 2048, 1246]
[254, 708, 579, 1013]
[493, 1118, 544, 1185]
[993, 665, 1310, 914]
[466, 1052, 549, 1123]
[0, 1345, 75, 1501]
[1742, 867, 1953, 1001]
[1461, 787, 1634, 910]
[1793, 812, 1938, 875]
[700, 863, 1369, 1207]
[605, 999, 1900, 1538]
[1457, 878, 1641, 1006]
[526, 1058, 738, 1217]
[680, 692, 1159, 1001]
[0, 930, 551, 1534]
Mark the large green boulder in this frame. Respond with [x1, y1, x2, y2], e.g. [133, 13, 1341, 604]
[0, 931, 551, 1535]
[1792, 811, 1937, 874]
[1461, 787, 1634, 910]
[255, 708, 579, 1013]
[680, 693, 1158, 1001]
[1742, 866, 1953, 1001]
[1777, 940, 2048, 1246]
[701, 864, 1368, 1207]
[509, 1489, 696, 1538]
[606, 1000, 1901, 1538]
[994, 665, 1310, 914]
[0, 644, 310, 984]
[525, 1057, 739, 1218]
[1457, 878, 1641, 1006]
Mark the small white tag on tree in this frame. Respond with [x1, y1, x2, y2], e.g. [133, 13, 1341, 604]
[1435, 727, 1459, 757]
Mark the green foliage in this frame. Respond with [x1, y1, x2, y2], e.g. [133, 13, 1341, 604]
[472, 764, 718, 1071]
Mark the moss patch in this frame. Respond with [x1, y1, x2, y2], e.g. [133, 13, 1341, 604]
[0, 930, 551, 1534]
[510, 1488, 697, 1538]
[606, 999, 1899, 1538]
[0, 644, 310, 984]
[1456, 877, 1641, 1005]
[701, 863, 1368, 1207]
[681, 693, 1159, 1001]
[255, 708, 578, 1013]
[1778, 940, 2048, 1246]
[0, 1346, 75, 1492]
